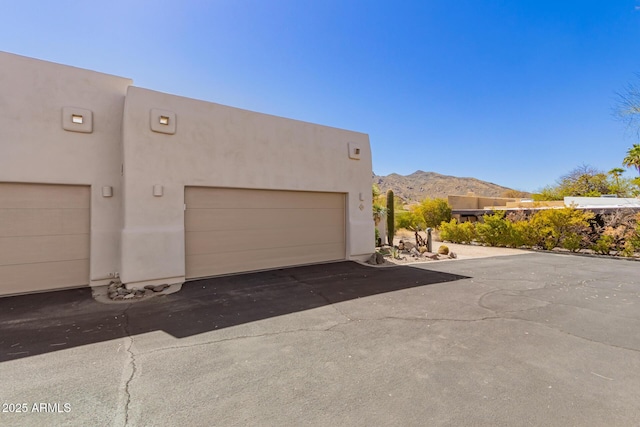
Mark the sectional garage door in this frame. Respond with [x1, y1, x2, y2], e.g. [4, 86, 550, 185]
[185, 187, 345, 279]
[0, 183, 90, 296]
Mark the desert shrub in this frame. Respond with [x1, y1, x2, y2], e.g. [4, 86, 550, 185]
[592, 235, 615, 255]
[591, 210, 639, 253]
[457, 221, 477, 244]
[395, 210, 418, 231]
[375, 228, 380, 247]
[476, 212, 511, 246]
[439, 219, 478, 244]
[509, 219, 541, 248]
[438, 245, 449, 255]
[620, 213, 640, 256]
[438, 219, 457, 243]
[530, 208, 593, 251]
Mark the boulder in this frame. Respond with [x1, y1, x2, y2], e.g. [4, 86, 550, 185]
[425, 252, 439, 260]
[449, 252, 458, 259]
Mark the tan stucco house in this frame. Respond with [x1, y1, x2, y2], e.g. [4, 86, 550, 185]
[0, 52, 374, 296]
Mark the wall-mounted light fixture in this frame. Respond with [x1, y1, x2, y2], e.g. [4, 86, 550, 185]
[348, 142, 362, 160]
[150, 109, 176, 134]
[62, 107, 93, 133]
[153, 185, 164, 197]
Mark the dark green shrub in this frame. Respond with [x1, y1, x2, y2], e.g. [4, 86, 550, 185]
[386, 190, 395, 246]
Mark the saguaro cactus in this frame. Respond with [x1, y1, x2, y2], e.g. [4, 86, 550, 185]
[386, 190, 394, 246]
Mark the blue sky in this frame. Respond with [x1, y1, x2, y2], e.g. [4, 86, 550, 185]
[2, 0, 640, 192]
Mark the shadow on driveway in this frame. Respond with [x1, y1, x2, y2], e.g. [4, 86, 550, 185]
[0, 261, 468, 362]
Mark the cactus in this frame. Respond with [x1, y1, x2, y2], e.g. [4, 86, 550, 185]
[386, 190, 395, 246]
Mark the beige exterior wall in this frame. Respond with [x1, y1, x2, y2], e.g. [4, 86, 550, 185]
[1, 52, 374, 293]
[0, 52, 131, 288]
[448, 195, 518, 210]
[120, 87, 373, 287]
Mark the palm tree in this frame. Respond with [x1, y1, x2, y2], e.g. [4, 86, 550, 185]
[608, 168, 625, 195]
[623, 144, 640, 175]
[608, 167, 625, 184]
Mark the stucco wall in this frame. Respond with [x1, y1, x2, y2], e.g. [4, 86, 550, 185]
[1, 52, 373, 290]
[120, 87, 373, 287]
[0, 52, 131, 285]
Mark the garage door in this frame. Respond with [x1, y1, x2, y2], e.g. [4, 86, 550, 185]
[0, 183, 90, 296]
[185, 187, 345, 278]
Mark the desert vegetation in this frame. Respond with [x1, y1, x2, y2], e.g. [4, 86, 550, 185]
[439, 209, 640, 257]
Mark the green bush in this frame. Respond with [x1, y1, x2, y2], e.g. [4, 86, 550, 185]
[530, 208, 593, 251]
[592, 235, 614, 255]
[439, 219, 477, 244]
[477, 212, 511, 246]
[457, 221, 477, 244]
[439, 207, 638, 257]
[510, 219, 542, 248]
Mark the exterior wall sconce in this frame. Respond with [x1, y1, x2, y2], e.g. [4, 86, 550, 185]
[62, 107, 93, 133]
[348, 142, 362, 160]
[102, 186, 113, 197]
[153, 185, 164, 197]
[150, 109, 176, 134]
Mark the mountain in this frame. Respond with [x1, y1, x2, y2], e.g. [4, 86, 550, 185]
[374, 170, 521, 202]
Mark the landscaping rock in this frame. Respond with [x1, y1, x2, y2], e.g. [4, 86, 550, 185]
[449, 252, 457, 259]
[425, 252, 439, 260]
[375, 252, 385, 264]
[123, 294, 135, 299]
[404, 241, 416, 251]
[153, 284, 170, 292]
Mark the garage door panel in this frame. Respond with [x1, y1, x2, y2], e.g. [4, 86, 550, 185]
[185, 207, 344, 232]
[0, 208, 89, 237]
[186, 224, 344, 255]
[185, 187, 343, 209]
[0, 234, 89, 266]
[185, 187, 345, 279]
[186, 243, 344, 278]
[0, 260, 90, 295]
[0, 183, 90, 296]
[0, 183, 90, 209]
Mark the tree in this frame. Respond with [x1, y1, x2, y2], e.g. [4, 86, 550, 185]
[608, 167, 625, 186]
[395, 198, 452, 231]
[614, 73, 640, 139]
[623, 144, 640, 175]
[534, 164, 617, 199]
[371, 184, 386, 226]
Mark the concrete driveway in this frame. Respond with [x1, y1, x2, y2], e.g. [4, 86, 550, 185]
[1, 253, 639, 426]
